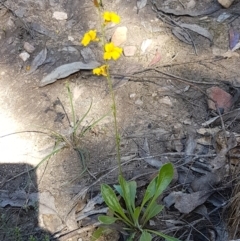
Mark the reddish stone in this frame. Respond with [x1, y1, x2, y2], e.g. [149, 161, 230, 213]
[206, 86, 233, 112]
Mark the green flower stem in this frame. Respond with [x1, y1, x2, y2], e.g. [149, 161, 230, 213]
[97, 5, 122, 175]
[105, 66, 122, 175]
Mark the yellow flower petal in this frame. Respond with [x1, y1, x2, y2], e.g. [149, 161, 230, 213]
[103, 12, 111, 23]
[93, 67, 101, 75]
[93, 65, 108, 76]
[104, 42, 114, 52]
[103, 12, 120, 24]
[81, 34, 91, 46]
[104, 42, 122, 60]
[100, 65, 108, 76]
[88, 30, 97, 40]
[81, 30, 99, 46]
[103, 52, 111, 60]
[111, 12, 120, 24]
[111, 51, 121, 60]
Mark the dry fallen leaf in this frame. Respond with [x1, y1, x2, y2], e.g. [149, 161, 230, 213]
[172, 27, 192, 44]
[28, 48, 47, 74]
[180, 23, 213, 42]
[148, 50, 161, 66]
[137, 0, 148, 11]
[139, 138, 163, 168]
[39, 61, 100, 86]
[174, 190, 213, 214]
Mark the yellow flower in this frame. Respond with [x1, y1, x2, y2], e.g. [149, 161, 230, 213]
[93, 65, 108, 76]
[103, 12, 120, 24]
[81, 30, 99, 46]
[104, 42, 122, 60]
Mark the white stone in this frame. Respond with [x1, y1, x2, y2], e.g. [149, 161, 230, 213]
[52, 11, 68, 20]
[111, 26, 128, 46]
[130, 93, 136, 99]
[19, 52, 30, 61]
[141, 39, 152, 53]
[68, 36, 74, 41]
[135, 99, 143, 105]
[218, 0, 235, 8]
[159, 96, 172, 106]
[62, 46, 79, 54]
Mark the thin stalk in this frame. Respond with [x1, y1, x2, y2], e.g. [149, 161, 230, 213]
[66, 82, 76, 131]
[97, 5, 122, 175]
[105, 68, 122, 174]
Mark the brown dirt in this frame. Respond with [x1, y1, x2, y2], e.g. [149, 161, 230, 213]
[0, 0, 240, 241]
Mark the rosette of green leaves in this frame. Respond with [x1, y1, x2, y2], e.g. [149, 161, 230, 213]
[92, 163, 180, 241]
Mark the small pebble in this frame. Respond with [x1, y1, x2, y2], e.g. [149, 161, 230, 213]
[68, 36, 74, 41]
[135, 99, 143, 105]
[111, 26, 127, 46]
[159, 96, 172, 106]
[130, 93, 136, 99]
[218, 0, 234, 8]
[206, 86, 233, 112]
[141, 39, 152, 53]
[123, 46, 137, 57]
[24, 42, 35, 53]
[52, 11, 68, 20]
[19, 52, 30, 61]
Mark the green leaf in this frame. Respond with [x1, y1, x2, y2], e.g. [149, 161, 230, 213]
[133, 206, 141, 223]
[142, 163, 174, 223]
[126, 232, 136, 241]
[144, 203, 164, 223]
[101, 184, 131, 224]
[118, 175, 136, 214]
[154, 163, 174, 198]
[128, 181, 137, 210]
[98, 215, 118, 225]
[141, 176, 157, 208]
[146, 229, 181, 241]
[139, 231, 152, 241]
[113, 184, 123, 197]
[91, 227, 105, 241]
[101, 184, 125, 216]
[74, 100, 92, 133]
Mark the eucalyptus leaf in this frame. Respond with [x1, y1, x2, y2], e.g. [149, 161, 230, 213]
[39, 61, 100, 86]
[28, 48, 47, 74]
[140, 231, 152, 241]
[137, 0, 148, 10]
[180, 23, 213, 42]
[98, 215, 118, 225]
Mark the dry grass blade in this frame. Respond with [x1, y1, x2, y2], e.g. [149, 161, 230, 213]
[228, 181, 240, 239]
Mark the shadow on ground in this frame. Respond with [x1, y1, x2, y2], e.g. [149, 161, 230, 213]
[0, 163, 58, 241]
